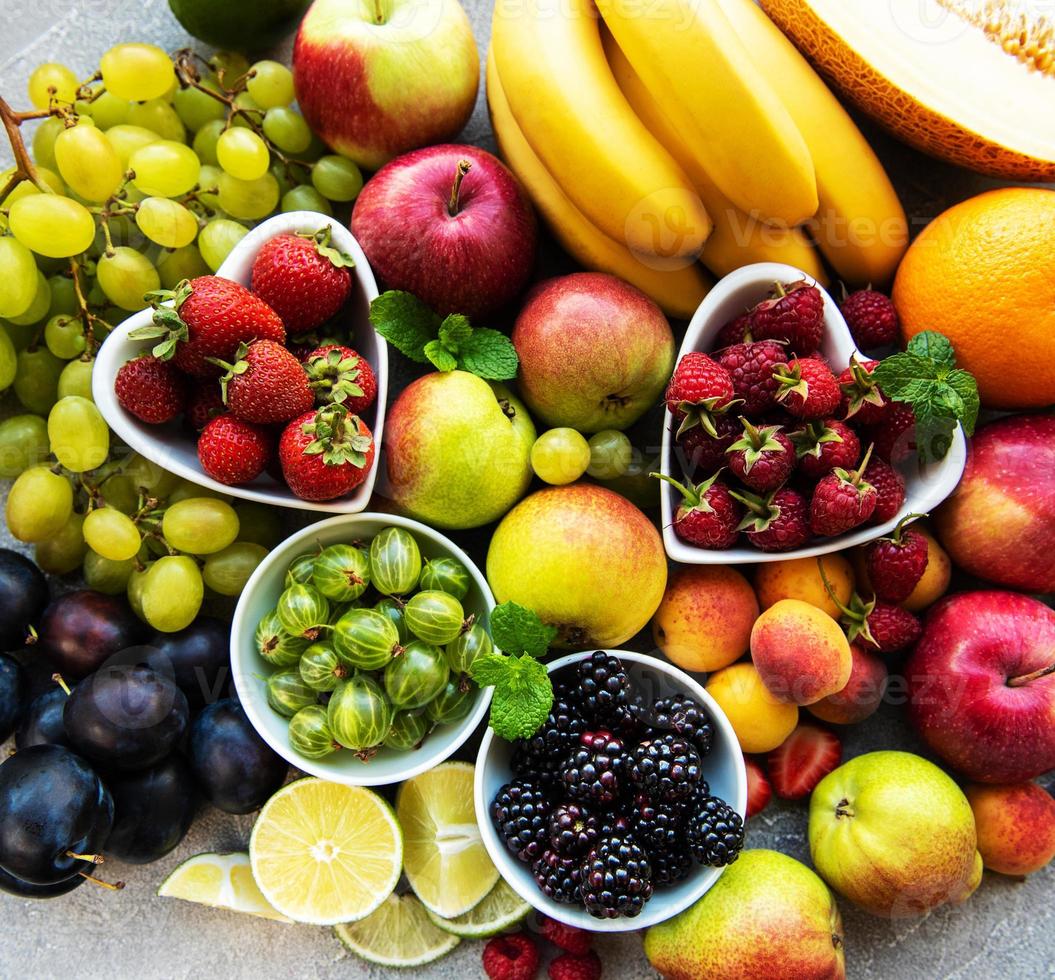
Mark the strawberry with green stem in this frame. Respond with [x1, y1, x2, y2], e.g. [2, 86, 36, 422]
[304, 344, 377, 416]
[652, 471, 741, 549]
[278, 403, 374, 502]
[210, 339, 314, 425]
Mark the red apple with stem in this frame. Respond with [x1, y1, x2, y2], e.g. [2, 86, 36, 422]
[351, 144, 537, 319]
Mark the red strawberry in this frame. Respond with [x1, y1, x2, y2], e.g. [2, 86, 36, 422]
[725, 419, 795, 492]
[866, 516, 930, 602]
[483, 933, 540, 980]
[538, 916, 592, 956]
[197, 413, 273, 486]
[809, 448, 878, 536]
[744, 756, 772, 818]
[838, 357, 888, 426]
[731, 487, 810, 552]
[791, 419, 861, 481]
[654, 471, 741, 549]
[304, 344, 377, 416]
[665, 352, 736, 437]
[186, 382, 225, 432]
[213, 339, 314, 425]
[863, 457, 906, 525]
[549, 951, 602, 980]
[713, 312, 752, 349]
[866, 401, 916, 463]
[840, 288, 899, 349]
[250, 228, 354, 333]
[114, 355, 188, 424]
[132, 276, 285, 378]
[750, 280, 825, 354]
[767, 724, 842, 800]
[773, 357, 842, 420]
[279, 404, 375, 502]
[715, 339, 787, 415]
[676, 414, 740, 479]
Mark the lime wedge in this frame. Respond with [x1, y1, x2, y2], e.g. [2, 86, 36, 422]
[426, 878, 531, 938]
[396, 761, 499, 918]
[335, 893, 460, 967]
[157, 852, 291, 923]
[249, 777, 402, 925]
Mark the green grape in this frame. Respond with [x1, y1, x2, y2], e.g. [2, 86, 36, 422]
[130, 140, 199, 197]
[262, 107, 312, 154]
[198, 219, 248, 271]
[587, 429, 633, 480]
[5, 271, 50, 328]
[289, 704, 339, 760]
[83, 549, 135, 595]
[97, 247, 160, 312]
[266, 668, 317, 718]
[0, 330, 15, 394]
[162, 497, 240, 555]
[2, 321, 36, 353]
[247, 60, 295, 109]
[531, 427, 591, 485]
[0, 414, 49, 477]
[156, 244, 209, 289]
[100, 43, 174, 102]
[327, 674, 392, 752]
[124, 453, 181, 497]
[419, 557, 471, 600]
[285, 553, 316, 587]
[6, 466, 73, 542]
[313, 544, 371, 602]
[35, 510, 87, 575]
[140, 554, 204, 633]
[96, 473, 137, 514]
[126, 561, 149, 619]
[210, 51, 251, 81]
[83, 506, 141, 561]
[56, 357, 94, 400]
[196, 164, 223, 211]
[445, 622, 493, 675]
[369, 527, 422, 596]
[126, 99, 186, 142]
[167, 479, 229, 504]
[28, 62, 79, 108]
[0, 237, 42, 317]
[46, 274, 78, 319]
[333, 607, 400, 671]
[277, 583, 330, 638]
[44, 315, 87, 360]
[14, 347, 64, 414]
[216, 128, 270, 181]
[230, 92, 262, 129]
[172, 81, 226, 131]
[280, 185, 332, 216]
[404, 591, 466, 646]
[255, 608, 308, 667]
[385, 710, 430, 751]
[384, 640, 449, 710]
[298, 642, 347, 693]
[191, 119, 225, 165]
[105, 124, 161, 166]
[374, 596, 410, 644]
[9, 195, 96, 258]
[48, 395, 109, 472]
[425, 679, 475, 725]
[202, 541, 267, 596]
[232, 501, 283, 548]
[217, 171, 279, 220]
[31, 117, 63, 171]
[311, 155, 364, 202]
[82, 91, 131, 129]
[135, 197, 199, 249]
[54, 124, 124, 202]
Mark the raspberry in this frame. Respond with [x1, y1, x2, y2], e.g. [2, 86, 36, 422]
[838, 357, 889, 426]
[538, 916, 593, 956]
[581, 834, 653, 919]
[732, 487, 810, 552]
[665, 352, 735, 437]
[628, 735, 703, 803]
[774, 358, 842, 420]
[675, 414, 740, 479]
[863, 457, 906, 525]
[482, 933, 540, 980]
[490, 778, 553, 863]
[713, 312, 752, 349]
[809, 455, 878, 536]
[861, 602, 922, 653]
[866, 519, 930, 602]
[750, 280, 825, 354]
[725, 419, 795, 492]
[791, 419, 861, 481]
[687, 796, 745, 866]
[866, 402, 916, 463]
[716, 340, 788, 415]
[559, 731, 626, 807]
[840, 289, 899, 349]
[548, 951, 603, 980]
[656, 471, 742, 550]
[115, 355, 189, 424]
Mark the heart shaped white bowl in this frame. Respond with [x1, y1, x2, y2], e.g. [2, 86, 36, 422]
[659, 262, 967, 564]
[93, 211, 387, 513]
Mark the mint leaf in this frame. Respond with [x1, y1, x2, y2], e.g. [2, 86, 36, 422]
[424, 339, 458, 372]
[469, 653, 514, 688]
[472, 653, 553, 741]
[871, 352, 939, 397]
[457, 328, 518, 381]
[907, 331, 955, 370]
[369, 291, 437, 364]
[489, 601, 557, 658]
[439, 314, 472, 353]
[945, 369, 979, 436]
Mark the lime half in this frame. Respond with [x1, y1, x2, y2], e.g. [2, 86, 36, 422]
[427, 878, 531, 938]
[335, 893, 460, 967]
[157, 852, 291, 923]
[396, 761, 499, 918]
[249, 777, 402, 925]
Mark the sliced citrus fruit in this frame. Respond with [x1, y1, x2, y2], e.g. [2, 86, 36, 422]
[426, 878, 531, 938]
[249, 777, 402, 925]
[157, 852, 292, 923]
[334, 893, 460, 967]
[396, 761, 499, 918]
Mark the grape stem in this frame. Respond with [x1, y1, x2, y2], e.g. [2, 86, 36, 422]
[0, 96, 51, 196]
[68, 259, 107, 354]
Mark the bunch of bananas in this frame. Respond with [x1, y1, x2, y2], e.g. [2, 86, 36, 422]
[488, 0, 909, 318]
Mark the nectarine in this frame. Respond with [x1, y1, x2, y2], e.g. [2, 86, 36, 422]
[807, 643, 887, 725]
[965, 782, 1055, 876]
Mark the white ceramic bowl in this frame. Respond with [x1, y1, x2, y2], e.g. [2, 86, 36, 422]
[231, 513, 493, 786]
[93, 211, 388, 513]
[475, 650, 747, 932]
[660, 262, 967, 564]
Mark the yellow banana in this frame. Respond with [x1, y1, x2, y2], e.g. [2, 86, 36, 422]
[717, 0, 908, 285]
[601, 27, 827, 285]
[595, 0, 818, 227]
[487, 52, 712, 320]
[490, 0, 712, 262]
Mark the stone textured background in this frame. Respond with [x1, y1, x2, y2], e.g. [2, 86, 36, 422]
[0, 1, 1052, 977]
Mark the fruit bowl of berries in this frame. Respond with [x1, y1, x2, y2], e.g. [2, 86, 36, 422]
[658, 262, 967, 564]
[476, 651, 747, 932]
[94, 210, 387, 513]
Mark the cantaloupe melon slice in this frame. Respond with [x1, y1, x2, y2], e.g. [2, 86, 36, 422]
[760, 0, 1055, 180]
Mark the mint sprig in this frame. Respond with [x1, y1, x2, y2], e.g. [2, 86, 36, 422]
[369, 290, 518, 380]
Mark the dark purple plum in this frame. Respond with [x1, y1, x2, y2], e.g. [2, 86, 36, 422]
[15, 685, 70, 750]
[0, 549, 48, 651]
[145, 617, 230, 710]
[37, 591, 148, 679]
[0, 654, 25, 741]
[0, 864, 85, 898]
[104, 755, 197, 864]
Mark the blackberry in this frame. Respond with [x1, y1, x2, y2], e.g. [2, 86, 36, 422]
[581, 834, 653, 919]
[574, 651, 633, 726]
[628, 793, 688, 855]
[628, 734, 703, 803]
[687, 795, 745, 867]
[532, 848, 582, 905]
[548, 803, 601, 858]
[490, 778, 553, 863]
[648, 693, 715, 758]
[649, 843, 694, 887]
[510, 684, 586, 785]
[559, 730, 626, 807]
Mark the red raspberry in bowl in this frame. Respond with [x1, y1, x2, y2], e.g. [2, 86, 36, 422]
[840, 288, 899, 350]
[725, 419, 795, 492]
[863, 456, 906, 525]
[750, 280, 825, 355]
[654, 471, 741, 549]
[676, 414, 740, 479]
[809, 450, 878, 536]
[665, 352, 735, 437]
[716, 339, 788, 415]
[774, 358, 842, 420]
[791, 418, 861, 481]
[730, 486, 810, 552]
[838, 357, 889, 426]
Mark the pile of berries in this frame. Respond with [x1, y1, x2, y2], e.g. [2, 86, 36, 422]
[114, 228, 378, 503]
[491, 653, 744, 920]
[662, 280, 911, 552]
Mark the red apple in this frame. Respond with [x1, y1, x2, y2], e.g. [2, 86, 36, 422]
[935, 413, 1055, 593]
[351, 144, 537, 318]
[292, 0, 479, 170]
[906, 590, 1055, 783]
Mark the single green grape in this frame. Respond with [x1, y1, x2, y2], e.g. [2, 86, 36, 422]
[313, 543, 371, 602]
[44, 315, 87, 360]
[384, 710, 431, 751]
[6, 272, 52, 327]
[311, 155, 363, 202]
[35, 510, 87, 576]
[82, 91, 131, 129]
[210, 51, 251, 80]
[404, 590, 466, 646]
[2, 321, 36, 354]
[298, 642, 347, 693]
[31, 117, 63, 171]
[8, 195, 96, 258]
[172, 81, 226, 131]
[97, 473, 138, 514]
[384, 640, 449, 710]
[285, 553, 317, 587]
[217, 171, 279, 220]
[0, 237, 39, 319]
[247, 60, 295, 108]
[28, 62, 79, 108]
[105, 124, 161, 166]
[444, 623, 493, 675]
[276, 583, 330, 638]
[0, 415, 49, 477]
[531, 427, 592, 485]
[14, 347, 64, 414]
[327, 674, 392, 752]
[419, 556, 471, 601]
[100, 43, 174, 101]
[48, 395, 109, 472]
[266, 668, 317, 718]
[216, 128, 270, 182]
[198, 219, 248, 272]
[56, 358, 94, 401]
[587, 429, 634, 480]
[46, 274, 78, 319]
[262, 107, 312, 155]
[232, 501, 283, 548]
[140, 555, 204, 633]
[230, 91, 262, 129]
[162, 497, 240, 555]
[130, 140, 200, 198]
[255, 608, 308, 667]
[425, 679, 476, 725]
[126, 562, 149, 619]
[83, 549, 135, 595]
[54, 124, 124, 202]
[195, 163, 223, 212]
[6, 466, 73, 542]
[202, 541, 267, 596]
[156, 244, 209, 289]
[280, 184, 332, 216]
[0, 330, 15, 397]
[1, 167, 63, 207]
[83, 506, 141, 562]
[135, 197, 199, 249]
[126, 99, 186, 142]
[191, 118, 225, 166]
[288, 704, 339, 759]
[369, 527, 422, 596]
[123, 453, 181, 497]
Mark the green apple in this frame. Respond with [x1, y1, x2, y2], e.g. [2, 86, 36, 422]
[644, 849, 846, 979]
[809, 751, 977, 918]
[382, 371, 534, 530]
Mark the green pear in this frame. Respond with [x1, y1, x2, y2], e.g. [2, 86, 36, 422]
[382, 371, 535, 530]
[644, 849, 845, 979]
[809, 751, 977, 918]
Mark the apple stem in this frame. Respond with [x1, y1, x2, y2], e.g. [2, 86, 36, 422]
[1008, 661, 1055, 688]
[448, 159, 472, 216]
[371, 0, 386, 24]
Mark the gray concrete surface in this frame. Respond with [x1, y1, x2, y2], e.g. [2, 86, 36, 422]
[0, 1, 1053, 977]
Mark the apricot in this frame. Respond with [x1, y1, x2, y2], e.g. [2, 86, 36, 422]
[754, 554, 854, 620]
[705, 662, 798, 754]
[965, 782, 1055, 876]
[902, 526, 952, 612]
[807, 643, 887, 725]
[652, 566, 758, 673]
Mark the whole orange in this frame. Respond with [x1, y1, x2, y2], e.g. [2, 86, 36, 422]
[892, 187, 1055, 410]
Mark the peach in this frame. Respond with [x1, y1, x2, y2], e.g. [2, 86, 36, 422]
[705, 662, 799, 754]
[965, 782, 1055, 876]
[754, 554, 854, 620]
[751, 599, 852, 705]
[652, 566, 758, 673]
[807, 643, 888, 725]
